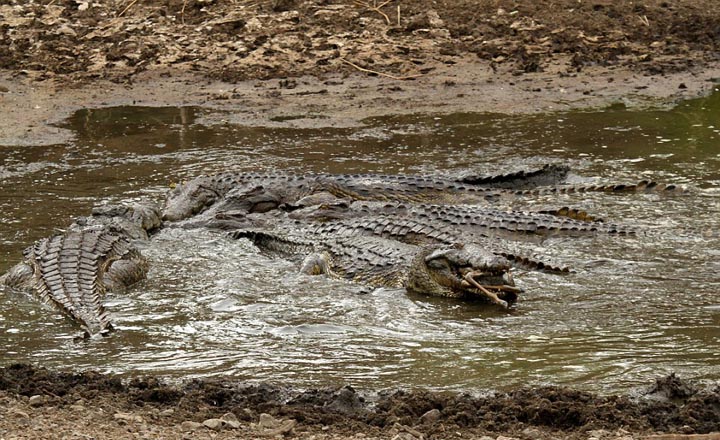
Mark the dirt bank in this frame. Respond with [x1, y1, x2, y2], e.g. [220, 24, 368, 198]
[1, 0, 720, 146]
[0, 364, 719, 439]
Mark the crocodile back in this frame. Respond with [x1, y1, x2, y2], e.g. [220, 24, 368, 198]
[23, 230, 139, 335]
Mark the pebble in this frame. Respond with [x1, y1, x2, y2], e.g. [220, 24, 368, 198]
[419, 408, 441, 425]
[160, 408, 174, 416]
[28, 395, 45, 407]
[9, 408, 30, 419]
[180, 421, 203, 432]
[255, 413, 296, 436]
[114, 412, 144, 423]
[587, 429, 611, 440]
[221, 412, 241, 429]
[202, 418, 225, 431]
[521, 427, 545, 439]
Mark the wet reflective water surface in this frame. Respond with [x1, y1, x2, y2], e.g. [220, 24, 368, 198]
[1, 91, 719, 393]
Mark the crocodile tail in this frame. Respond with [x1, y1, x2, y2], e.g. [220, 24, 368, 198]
[518, 180, 682, 196]
[229, 229, 314, 255]
[497, 252, 571, 274]
[536, 206, 603, 223]
[459, 164, 571, 189]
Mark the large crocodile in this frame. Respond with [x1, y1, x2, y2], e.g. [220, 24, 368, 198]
[0, 203, 160, 337]
[163, 164, 680, 224]
[279, 200, 635, 237]
[162, 164, 572, 221]
[231, 230, 520, 308]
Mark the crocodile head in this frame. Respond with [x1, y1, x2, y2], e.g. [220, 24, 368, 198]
[163, 176, 226, 222]
[406, 243, 519, 308]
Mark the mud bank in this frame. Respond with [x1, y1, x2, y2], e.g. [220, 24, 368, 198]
[2, 60, 720, 147]
[2, 0, 720, 146]
[0, 364, 719, 439]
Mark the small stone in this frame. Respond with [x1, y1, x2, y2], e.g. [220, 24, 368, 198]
[180, 421, 203, 432]
[221, 412, 241, 429]
[258, 413, 278, 429]
[0, 85, 9, 93]
[203, 418, 225, 431]
[496, 436, 520, 440]
[419, 408, 441, 425]
[221, 412, 239, 423]
[114, 412, 143, 423]
[520, 427, 544, 439]
[28, 395, 45, 407]
[160, 408, 175, 416]
[587, 429, 610, 439]
[9, 408, 30, 419]
[56, 24, 77, 37]
[255, 413, 296, 436]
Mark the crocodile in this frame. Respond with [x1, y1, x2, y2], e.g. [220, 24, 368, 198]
[280, 201, 635, 237]
[162, 163, 683, 225]
[0, 202, 160, 337]
[231, 230, 520, 308]
[162, 164, 574, 222]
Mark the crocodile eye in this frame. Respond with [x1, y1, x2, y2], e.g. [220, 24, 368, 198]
[426, 258, 449, 271]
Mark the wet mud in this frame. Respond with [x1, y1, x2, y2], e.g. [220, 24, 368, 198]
[1, 364, 718, 439]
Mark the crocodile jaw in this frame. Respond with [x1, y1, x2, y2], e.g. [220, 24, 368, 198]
[163, 181, 221, 221]
[406, 245, 519, 307]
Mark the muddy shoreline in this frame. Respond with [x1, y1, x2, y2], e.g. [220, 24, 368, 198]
[1, 363, 719, 440]
[2, 0, 720, 146]
[2, 60, 720, 146]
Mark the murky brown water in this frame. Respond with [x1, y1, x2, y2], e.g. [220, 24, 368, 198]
[1, 90, 719, 393]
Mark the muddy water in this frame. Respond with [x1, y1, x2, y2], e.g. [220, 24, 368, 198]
[1, 91, 719, 393]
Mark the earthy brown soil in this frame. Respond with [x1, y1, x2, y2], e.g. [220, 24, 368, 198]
[1, 1, 720, 438]
[2, 0, 719, 82]
[2, 0, 720, 146]
[1, 364, 719, 439]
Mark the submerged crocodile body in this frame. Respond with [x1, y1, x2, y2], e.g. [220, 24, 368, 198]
[162, 164, 573, 221]
[280, 201, 635, 237]
[163, 164, 679, 224]
[1, 203, 160, 336]
[232, 230, 519, 308]
[165, 165, 684, 306]
[2, 163, 686, 332]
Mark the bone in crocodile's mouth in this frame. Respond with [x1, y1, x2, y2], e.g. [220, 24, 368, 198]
[459, 269, 520, 309]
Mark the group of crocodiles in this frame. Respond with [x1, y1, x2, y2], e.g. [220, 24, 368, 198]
[0, 164, 681, 337]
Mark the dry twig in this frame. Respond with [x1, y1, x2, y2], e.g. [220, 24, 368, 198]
[353, 0, 393, 25]
[118, 0, 140, 17]
[181, 0, 188, 24]
[340, 58, 421, 80]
